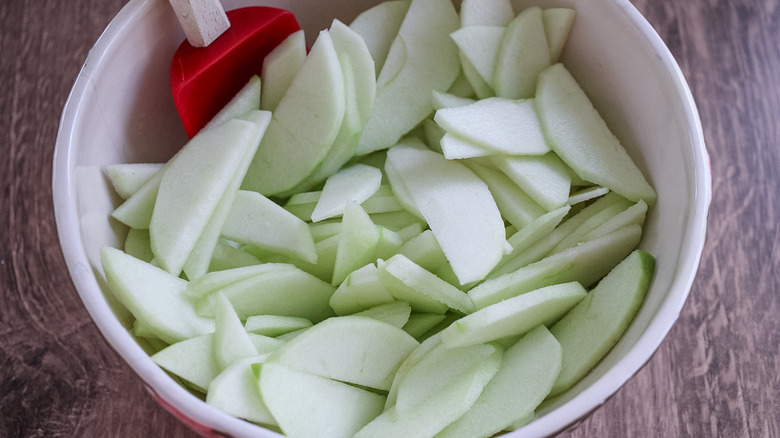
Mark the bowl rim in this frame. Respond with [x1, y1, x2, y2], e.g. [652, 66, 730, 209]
[52, 0, 711, 437]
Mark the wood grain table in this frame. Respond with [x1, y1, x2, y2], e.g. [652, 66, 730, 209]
[1, 0, 778, 436]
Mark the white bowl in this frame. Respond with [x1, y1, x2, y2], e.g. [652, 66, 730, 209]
[53, 0, 711, 436]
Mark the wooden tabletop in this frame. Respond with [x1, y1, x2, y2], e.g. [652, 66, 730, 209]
[1, 0, 778, 436]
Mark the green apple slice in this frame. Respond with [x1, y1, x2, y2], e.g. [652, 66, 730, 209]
[151, 334, 218, 392]
[459, 0, 514, 27]
[402, 313, 448, 339]
[353, 301, 412, 328]
[373, 226, 406, 260]
[183, 110, 271, 280]
[431, 90, 476, 110]
[450, 26, 505, 87]
[464, 160, 547, 229]
[197, 266, 335, 323]
[311, 164, 382, 222]
[543, 8, 576, 63]
[441, 281, 586, 348]
[260, 29, 306, 112]
[549, 250, 655, 397]
[549, 197, 635, 254]
[386, 145, 505, 284]
[214, 292, 259, 370]
[221, 190, 317, 264]
[493, 6, 550, 99]
[202, 75, 262, 131]
[247, 333, 286, 355]
[435, 98, 550, 155]
[459, 52, 496, 99]
[244, 315, 313, 337]
[355, 344, 502, 438]
[105, 163, 163, 200]
[379, 254, 475, 314]
[535, 63, 657, 204]
[207, 238, 262, 272]
[270, 315, 419, 390]
[329, 262, 396, 315]
[490, 192, 631, 277]
[394, 341, 501, 414]
[332, 202, 380, 285]
[349, 0, 411, 74]
[568, 186, 610, 205]
[469, 224, 642, 309]
[439, 133, 495, 159]
[99, 247, 214, 344]
[397, 229, 448, 273]
[243, 30, 346, 195]
[150, 118, 260, 275]
[490, 152, 571, 212]
[110, 160, 166, 229]
[186, 262, 296, 300]
[437, 325, 562, 438]
[259, 362, 386, 438]
[581, 200, 648, 243]
[421, 120, 442, 152]
[206, 355, 276, 426]
[298, 20, 378, 189]
[377, 259, 448, 314]
[355, 0, 460, 155]
[497, 205, 570, 269]
[123, 228, 153, 263]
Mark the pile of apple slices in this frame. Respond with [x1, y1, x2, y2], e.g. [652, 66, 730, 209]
[101, 0, 659, 436]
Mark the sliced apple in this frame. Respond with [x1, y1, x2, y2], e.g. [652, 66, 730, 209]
[355, 343, 502, 438]
[355, 0, 460, 155]
[301, 20, 378, 187]
[450, 26, 505, 87]
[437, 325, 562, 438]
[99, 247, 214, 344]
[151, 334, 219, 392]
[435, 97, 550, 156]
[221, 190, 317, 264]
[463, 159, 547, 229]
[490, 152, 571, 212]
[243, 30, 346, 195]
[543, 8, 576, 63]
[379, 254, 475, 314]
[260, 29, 306, 112]
[213, 292, 258, 370]
[206, 356, 276, 426]
[329, 263, 396, 315]
[386, 145, 505, 284]
[105, 163, 163, 200]
[440, 281, 586, 348]
[353, 301, 412, 328]
[269, 315, 419, 390]
[244, 315, 313, 337]
[468, 224, 642, 309]
[332, 202, 380, 285]
[459, 0, 515, 27]
[549, 250, 655, 397]
[202, 75, 262, 131]
[183, 110, 271, 279]
[493, 6, 550, 99]
[197, 266, 335, 323]
[311, 164, 382, 222]
[349, 0, 411, 74]
[535, 63, 657, 204]
[150, 118, 260, 275]
[259, 362, 386, 438]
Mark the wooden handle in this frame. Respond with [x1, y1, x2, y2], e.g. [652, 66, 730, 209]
[169, 0, 231, 47]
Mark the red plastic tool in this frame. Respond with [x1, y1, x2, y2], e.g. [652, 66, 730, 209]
[170, 6, 300, 137]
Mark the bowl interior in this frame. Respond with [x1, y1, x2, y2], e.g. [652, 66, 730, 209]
[53, 0, 710, 436]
